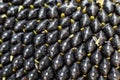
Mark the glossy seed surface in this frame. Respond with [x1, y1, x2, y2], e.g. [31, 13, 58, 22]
[0, 0, 120, 80]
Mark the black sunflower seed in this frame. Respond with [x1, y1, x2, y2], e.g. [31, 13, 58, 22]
[35, 44, 47, 60]
[0, 3, 8, 13]
[90, 49, 102, 65]
[0, 41, 10, 53]
[10, 43, 23, 56]
[48, 42, 59, 58]
[23, 0, 33, 8]
[16, 68, 25, 78]
[86, 1, 98, 16]
[17, 9, 29, 20]
[7, 6, 18, 16]
[11, 32, 23, 44]
[1, 30, 12, 41]
[108, 68, 120, 80]
[8, 74, 16, 80]
[34, 0, 45, 7]
[12, 0, 23, 5]
[98, 10, 108, 23]
[38, 7, 47, 20]
[0, 0, 120, 79]
[4, 17, 16, 29]
[64, 49, 75, 66]
[41, 67, 54, 80]
[23, 32, 34, 44]
[80, 57, 91, 74]
[52, 54, 63, 70]
[57, 66, 69, 80]
[24, 57, 35, 71]
[104, 0, 114, 13]
[39, 56, 51, 70]
[12, 55, 23, 70]
[99, 58, 111, 76]
[75, 44, 86, 61]
[0, 52, 10, 65]
[14, 20, 26, 32]
[28, 9, 39, 19]
[87, 67, 99, 80]
[110, 50, 120, 67]
[70, 62, 80, 79]
[2, 64, 12, 77]
[27, 69, 38, 80]
[23, 44, 34, 59]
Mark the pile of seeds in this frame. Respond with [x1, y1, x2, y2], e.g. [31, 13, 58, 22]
[0, 0, 120, 80]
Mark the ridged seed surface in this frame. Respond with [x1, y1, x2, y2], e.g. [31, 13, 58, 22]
[0, 0, 120, 80]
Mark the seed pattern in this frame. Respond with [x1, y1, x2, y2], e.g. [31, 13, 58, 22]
[0, 0, 120, 80]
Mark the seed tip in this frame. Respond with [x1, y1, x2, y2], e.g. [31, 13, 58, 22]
[10, 55, 14, 61]
[58, 25, 62, 30]
[82, 7, 86, 13]
[61, 13, 65, 18]
[90, 16, 95, 20]
[34, 59, 39, 63]
[57, 2, 61, 7]
[30, 5, 34, 9]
